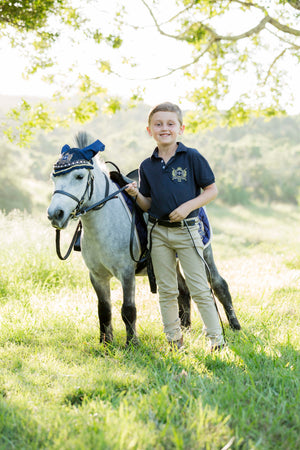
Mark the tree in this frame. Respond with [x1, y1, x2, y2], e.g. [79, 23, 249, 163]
[1, 0, 300, 143]
[131, 0, 300, 130]
[1, 0, 128, 144]
[1, 1, 81, 69]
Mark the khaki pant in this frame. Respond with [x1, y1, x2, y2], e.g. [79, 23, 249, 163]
[149, 223, 224, 346]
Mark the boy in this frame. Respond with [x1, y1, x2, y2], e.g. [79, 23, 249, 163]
[126, 102, 224, 351]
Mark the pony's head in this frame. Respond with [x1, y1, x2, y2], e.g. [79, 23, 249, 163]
[47, 133, 105, 229]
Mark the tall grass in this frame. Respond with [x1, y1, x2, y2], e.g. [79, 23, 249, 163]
[0, 205, 299, 449]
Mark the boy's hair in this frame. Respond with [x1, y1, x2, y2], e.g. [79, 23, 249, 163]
[148, 102, 183, 126]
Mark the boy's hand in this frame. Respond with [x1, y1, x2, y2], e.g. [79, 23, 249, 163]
[169, 204, 191, 222]
[125, 181, 139, 198]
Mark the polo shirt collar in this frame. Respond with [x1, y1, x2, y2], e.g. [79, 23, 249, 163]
[151, 142, 187, 160]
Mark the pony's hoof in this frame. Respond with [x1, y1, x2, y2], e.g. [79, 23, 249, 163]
[125, 336, 139, 348]
[100, 333, 113, 345]
[229, 318, 241, 330]
[180, 320, 191, 330]
[180, 324, 191, 332]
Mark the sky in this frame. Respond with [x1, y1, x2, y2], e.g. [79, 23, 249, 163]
[0, 0, 299, 114]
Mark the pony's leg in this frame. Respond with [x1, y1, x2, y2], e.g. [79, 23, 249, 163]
[89, 273, 113, 343]
[176, 261, 191, 329]
[203, 244, 241, 330]
[121, 271, 138, 346]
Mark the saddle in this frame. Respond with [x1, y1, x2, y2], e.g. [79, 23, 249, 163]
[109, 170, 153, 286]
[109, 170, 138, 187]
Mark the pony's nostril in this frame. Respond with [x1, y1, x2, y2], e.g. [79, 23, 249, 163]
[54, 209, 64, 221]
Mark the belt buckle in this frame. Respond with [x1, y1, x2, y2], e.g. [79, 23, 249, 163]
[183, 218, 196, 228]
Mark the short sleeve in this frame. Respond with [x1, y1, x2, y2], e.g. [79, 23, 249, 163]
[139, 162, 151, 197]
[190, 149, 215, 188]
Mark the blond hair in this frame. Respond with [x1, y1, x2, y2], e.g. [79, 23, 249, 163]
[148, 102, 183, 126]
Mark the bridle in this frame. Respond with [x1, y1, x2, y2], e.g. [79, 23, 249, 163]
[52, 169, 129, 260]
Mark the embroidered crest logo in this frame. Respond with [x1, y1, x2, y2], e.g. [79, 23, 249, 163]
[172, 167, 187, 182]
[61, 152, 73, 162]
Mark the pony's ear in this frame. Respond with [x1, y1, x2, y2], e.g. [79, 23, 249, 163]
[61, 144, 71, 154]
[79, 140, 105, 160]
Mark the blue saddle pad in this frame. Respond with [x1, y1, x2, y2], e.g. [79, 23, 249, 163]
[119, 189, 148, 254]
[198, 207, 211, 246]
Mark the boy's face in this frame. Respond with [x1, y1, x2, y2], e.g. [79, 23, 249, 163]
[147, 111, 185, 147]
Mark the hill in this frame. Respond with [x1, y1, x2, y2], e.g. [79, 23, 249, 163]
[0, 95, 299, 212]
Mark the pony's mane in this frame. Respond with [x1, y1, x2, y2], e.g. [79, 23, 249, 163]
[74, 131, 92, 149]
[74, 131, 108, 173]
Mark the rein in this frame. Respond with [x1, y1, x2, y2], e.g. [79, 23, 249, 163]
[74, 183, 128, 218]
[54, 172, 128, 260]
[56, 221, 82, 261]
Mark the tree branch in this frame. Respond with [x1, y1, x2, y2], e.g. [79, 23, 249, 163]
[149, 39, 217, 79]
[264, 48, 287, 83]
[139, 1, 299, 82]
[140, 0, 202, 41]
[268, 16, 300, 36]
[142, 1, 300, 48]
[288, 0, 300, 10]
[267, 27, 300, 50]
[215, 16, 270, 41]
[141, 1, 269, 43]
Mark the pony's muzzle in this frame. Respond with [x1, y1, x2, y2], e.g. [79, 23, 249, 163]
[47, 207, 66, 229]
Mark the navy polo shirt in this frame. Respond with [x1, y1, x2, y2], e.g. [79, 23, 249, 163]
[139, 142, 215, 220]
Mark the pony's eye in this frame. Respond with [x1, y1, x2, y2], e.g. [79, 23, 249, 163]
[75, 174, 84, 180]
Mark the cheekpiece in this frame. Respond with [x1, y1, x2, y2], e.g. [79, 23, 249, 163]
[53, 139, 105, 176]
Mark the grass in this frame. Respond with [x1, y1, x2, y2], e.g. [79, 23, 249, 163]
[0, 204, 299, 449]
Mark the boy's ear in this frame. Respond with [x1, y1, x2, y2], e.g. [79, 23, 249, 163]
[146, 126, 152, 136]
[179, 124, 185, 135]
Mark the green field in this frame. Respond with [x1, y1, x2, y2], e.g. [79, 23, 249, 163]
[0, 203, 299, 449]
